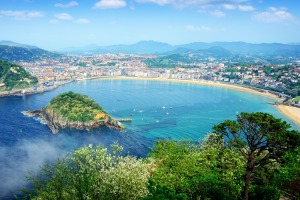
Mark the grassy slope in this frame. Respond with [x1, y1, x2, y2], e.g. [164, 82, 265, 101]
[0, 60, 38, 91]
[48, 91, 107, 122]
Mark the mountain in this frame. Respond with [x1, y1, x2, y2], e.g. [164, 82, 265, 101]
[0, 60, 38, 91]
[62, 41, 175, 55]
[178, 42, 300, 56]
[0, 40, 38, 49]
[166, 46, 233, 58]
[0, 44, 61, 62]
[60, 41, 300, 57]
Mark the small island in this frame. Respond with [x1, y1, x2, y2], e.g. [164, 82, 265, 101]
[24, 91, 124, 133]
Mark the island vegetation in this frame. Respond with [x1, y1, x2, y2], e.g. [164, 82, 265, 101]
[49, 91, 107, 122]
[25, 91, 123, 133]
[0, 60, 38, 91]
[19, 112, 300, 200]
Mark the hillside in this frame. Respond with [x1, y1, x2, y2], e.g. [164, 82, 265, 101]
[0, 44, 61, 62]
[49, 91, 106, 122]
[0, 60, 38, 91]
[25, 91, 124, 133]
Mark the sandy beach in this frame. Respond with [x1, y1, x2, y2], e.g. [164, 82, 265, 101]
[103, 76, 283, 100]
[276, 105, 300, 127]
[95, 76, 300, 128]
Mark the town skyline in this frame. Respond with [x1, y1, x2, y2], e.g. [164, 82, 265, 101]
[0, 0, 300, 50]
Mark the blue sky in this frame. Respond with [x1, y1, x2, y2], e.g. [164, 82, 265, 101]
[0, 0, 299, 50]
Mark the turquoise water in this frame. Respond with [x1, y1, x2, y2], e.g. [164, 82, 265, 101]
[0, 79, 299, 199]
[82, 79, 299, 140]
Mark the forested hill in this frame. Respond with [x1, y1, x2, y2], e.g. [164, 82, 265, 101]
[0, 45, 61, 62]
[0, 60, 38, 91]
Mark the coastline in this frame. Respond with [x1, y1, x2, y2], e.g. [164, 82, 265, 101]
[98, 76, 283, 101]
[94, 76, 300, 127]
[276, 105, 300, 127]
[0, 81, 72, 98]
[3, 75, 299, 128]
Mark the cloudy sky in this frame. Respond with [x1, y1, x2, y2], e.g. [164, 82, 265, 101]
[0, 0, 299, 50]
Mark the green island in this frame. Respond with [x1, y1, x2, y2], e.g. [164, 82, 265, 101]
[49, 91, 107, 122]
[24, 91, 124, 133]
[0, 60, 38, 91]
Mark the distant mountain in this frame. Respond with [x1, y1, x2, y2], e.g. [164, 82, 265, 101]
[62, 41, 175, 55]
[60, 41, 300, 57]
[178, 42, 300, 56]
[0, 44, 61, 62]
[0, 40, 38, 49]
[166, 46, 233, 58]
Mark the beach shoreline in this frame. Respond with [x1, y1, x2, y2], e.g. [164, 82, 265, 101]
[96, 76, 284, 100]
[276, 105, 300, 127]
[93, 76, 300, 127]
[2, 75, 299, 128]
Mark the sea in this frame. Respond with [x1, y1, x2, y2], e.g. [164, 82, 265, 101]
[0, 79, 299, 199]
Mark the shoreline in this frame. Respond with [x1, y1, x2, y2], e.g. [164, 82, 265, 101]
[2, 75, 299, 128]
[0, 80, 72, 98]
[276, 105, 300, 127]
[93, 76, 300, 127]
[96, 76, 284, 101]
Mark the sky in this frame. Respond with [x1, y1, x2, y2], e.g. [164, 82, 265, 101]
[0, 0, 299, 50]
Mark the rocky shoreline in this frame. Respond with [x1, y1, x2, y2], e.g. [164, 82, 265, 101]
[23, 108, 124, 134]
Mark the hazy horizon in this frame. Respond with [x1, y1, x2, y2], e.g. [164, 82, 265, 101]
[0, 0, 300, 50]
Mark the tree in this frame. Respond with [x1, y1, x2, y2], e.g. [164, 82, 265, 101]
[146, 135, 245, 200]
[213, 112, 300, 200]
[20, 143, 153, 200]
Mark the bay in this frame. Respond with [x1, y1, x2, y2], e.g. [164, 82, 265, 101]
[0, 79, 299, 199]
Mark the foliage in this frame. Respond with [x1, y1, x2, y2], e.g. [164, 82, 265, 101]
[213, 112, 300, 200]
[20, 143, 152, 200]
[49, 91, 105, 122]
[145, 134, 245, 200]
[0, 60, 38, 90]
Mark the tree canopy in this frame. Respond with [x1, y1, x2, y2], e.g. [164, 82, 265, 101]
[49, 91, 106, 122]
[18, 112, 300, 200]
[213, 112, 300, 200]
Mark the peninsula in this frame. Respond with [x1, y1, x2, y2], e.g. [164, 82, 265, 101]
[0, 60, 38, 91]
[24, 91, 124, 133]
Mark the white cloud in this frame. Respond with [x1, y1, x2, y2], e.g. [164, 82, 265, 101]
[55, 1, 79, 8]
[135, 0, 172, 6]
[211, 10, 226, 17]
[0, 10, 44, 20]
[136, 0, 247, 9]
[93, 0, 126, 9]
[238, 5, 255, 12]
[54, 13, 73, 20]
[222, 4, 235, 10]
[186, 25, 226, 32]
[75, 18, 90, 24]
[254, 7, 293, 23]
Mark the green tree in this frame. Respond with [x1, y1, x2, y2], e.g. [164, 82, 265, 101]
[20, 143, 152, 200]
[213, 112, 300, 200]
[146, 134, 245, 200]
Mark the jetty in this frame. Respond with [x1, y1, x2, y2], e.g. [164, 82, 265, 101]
[116, 118, 132, 122]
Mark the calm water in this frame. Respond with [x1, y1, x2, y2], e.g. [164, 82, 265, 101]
[0, 79, 299, 198]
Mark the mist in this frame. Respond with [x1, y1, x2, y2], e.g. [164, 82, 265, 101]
[0, 138, 68, 199]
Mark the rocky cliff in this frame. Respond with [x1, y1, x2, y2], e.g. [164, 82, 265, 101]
[24, 107, 123, 134]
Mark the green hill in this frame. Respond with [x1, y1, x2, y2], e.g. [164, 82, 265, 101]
[0, 60, 38, 91]
[0, 45, 61, 62]
[48, 91, 107, 122]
